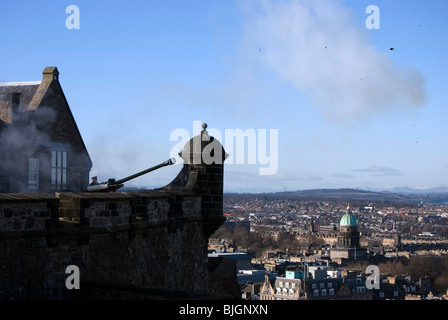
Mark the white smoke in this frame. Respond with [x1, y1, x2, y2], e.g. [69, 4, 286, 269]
[0, 105, 56, 192]
[238, 0, 427, 123]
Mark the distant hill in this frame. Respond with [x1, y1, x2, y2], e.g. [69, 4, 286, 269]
[387, 186, 448, 195]
[225, 188, 448, 204]
[263, 188, 408, 201]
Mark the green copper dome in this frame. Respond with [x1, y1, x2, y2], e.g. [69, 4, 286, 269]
[340, 213, 358, 227]
[340, 204, 358, 227]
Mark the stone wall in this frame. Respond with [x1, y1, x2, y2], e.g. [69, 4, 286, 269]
[0, 190, 226, 300]
[0, 194, 56, 232]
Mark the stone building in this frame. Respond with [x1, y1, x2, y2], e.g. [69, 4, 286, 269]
[330, 204, 368, 264]
[383, 232, 402, 250]
[0, 67, 92, 193]
[259, 270, 372, 300]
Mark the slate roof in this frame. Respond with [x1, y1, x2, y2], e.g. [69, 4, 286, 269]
[0, 67, 59, 124]
[0, 81, 41, 123]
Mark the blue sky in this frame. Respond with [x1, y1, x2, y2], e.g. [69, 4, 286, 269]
[1, 0, 447, 193]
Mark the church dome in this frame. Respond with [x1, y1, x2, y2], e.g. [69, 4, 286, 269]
[340, 213, 358, 227]
[339, 204, 358, 227]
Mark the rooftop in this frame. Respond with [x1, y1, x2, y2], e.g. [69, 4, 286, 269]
[0, 81, 41, 86]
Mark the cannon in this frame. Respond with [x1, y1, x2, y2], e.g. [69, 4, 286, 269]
[86, 158, 176, 193]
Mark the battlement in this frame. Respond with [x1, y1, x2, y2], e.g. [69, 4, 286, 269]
[0, 189, 226, 299]
[0, 126, 231, 300]
[0, 190, 206, 236]
[0, 193, 57, 233]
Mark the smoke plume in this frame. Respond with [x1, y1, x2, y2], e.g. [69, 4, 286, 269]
[238, 0, 427, 123]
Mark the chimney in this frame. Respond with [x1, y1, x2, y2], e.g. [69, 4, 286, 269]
[11, 92, 21, 122]
[28, 66, 59, 111]
[42, 66, 59, 82]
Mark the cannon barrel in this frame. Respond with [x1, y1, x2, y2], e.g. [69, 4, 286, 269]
[86, 158, 176, 192]
[114, 158, 175, 185]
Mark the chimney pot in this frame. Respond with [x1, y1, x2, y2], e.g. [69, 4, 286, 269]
[42, 66, 59, 81]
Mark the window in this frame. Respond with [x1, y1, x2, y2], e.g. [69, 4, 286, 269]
[291, 283, 296, 289]
[312, 283, 317, 289]
[289, 289, 294, 296]
[285, 282, 289, 289]
[321, 289, 327, 296]
[328, 282, 332, 288]
[52, 151, 67, 190]
[276, 288, 281, 295]
[379, 292, 384, 298]
[282, 288, 288, 296]
[329, 288, 334, 296]
[28, 159, 39, 189]
[313, 289, 319, 297]
[279, 282, 283, 288]
[320, 283, 325, 289]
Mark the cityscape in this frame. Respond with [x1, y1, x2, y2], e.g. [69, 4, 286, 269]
[208, 190, 448, 300]
[0, 1, 447, 317]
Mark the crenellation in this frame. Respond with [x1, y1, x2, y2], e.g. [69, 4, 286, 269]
[0, 199, 56, 231]
[0, 188, 227, 299]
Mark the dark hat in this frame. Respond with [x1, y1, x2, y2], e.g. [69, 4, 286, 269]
[91, 176, 97, 179]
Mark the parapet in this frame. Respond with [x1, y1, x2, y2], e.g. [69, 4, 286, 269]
[0, 126, 229, 299]
[0, 193, 58, 234]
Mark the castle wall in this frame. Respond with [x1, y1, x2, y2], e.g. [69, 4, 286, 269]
[0, 190, 222, 299]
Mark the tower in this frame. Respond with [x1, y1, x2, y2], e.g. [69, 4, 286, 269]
[309, 216, 315, 233]
[330, 203, 368, 264]
[337, 204, 360, 248]
[164, 122, 228, 238]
